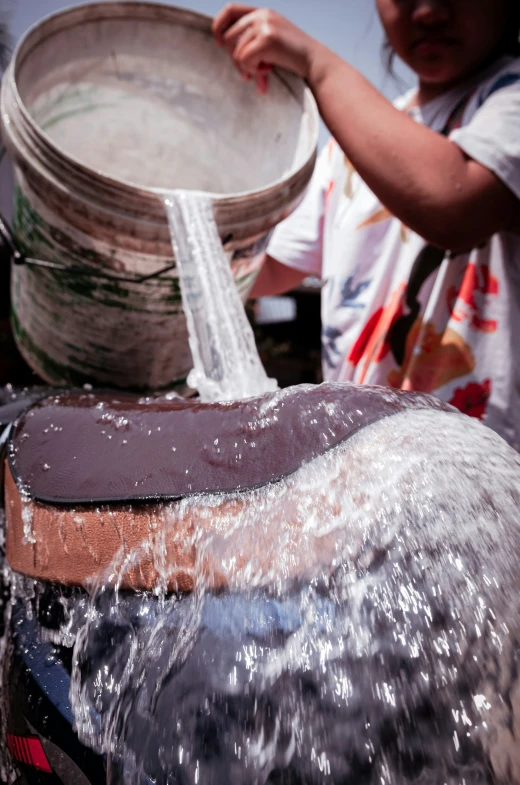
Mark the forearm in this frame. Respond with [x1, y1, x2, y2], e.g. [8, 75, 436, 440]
[306, 47, 515, 250]
[250, 255, 307, 298]
[213, 5, 517, 250]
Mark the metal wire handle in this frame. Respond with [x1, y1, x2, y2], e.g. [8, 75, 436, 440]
[0, 209, 183, 285]
[0, 137, 234, 285]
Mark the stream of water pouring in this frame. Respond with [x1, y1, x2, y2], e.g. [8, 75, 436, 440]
[163, 191, 277, 402]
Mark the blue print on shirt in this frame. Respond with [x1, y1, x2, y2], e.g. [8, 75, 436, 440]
[340, 276, 371, 309]
[322, 326, 343, 370]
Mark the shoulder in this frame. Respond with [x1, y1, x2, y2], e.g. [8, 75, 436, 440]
[473, 57, 520, 106]
[451, 57, 520, 203]
[455, 57, 520, 134]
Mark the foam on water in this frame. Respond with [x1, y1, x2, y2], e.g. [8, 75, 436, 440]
[163, 191, 277, 402]
[59, 406, 520, 784]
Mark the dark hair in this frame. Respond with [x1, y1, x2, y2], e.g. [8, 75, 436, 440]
[0, 18, 11, 74]
[382, 39, 397, 78]
[502, 1, 520, 57]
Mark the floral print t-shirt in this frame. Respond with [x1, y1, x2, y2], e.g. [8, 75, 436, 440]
[268, 56, 520, 449]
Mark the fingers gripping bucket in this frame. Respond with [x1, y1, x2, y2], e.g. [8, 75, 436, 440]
[0, 2, 319, 391]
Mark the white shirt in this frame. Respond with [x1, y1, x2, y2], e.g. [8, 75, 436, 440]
[268, 56, 520, 449]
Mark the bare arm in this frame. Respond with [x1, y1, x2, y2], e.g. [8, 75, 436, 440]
[250, 254, 307, 298]
[213, 5, 519, 252]
[305, 50, 517, 251]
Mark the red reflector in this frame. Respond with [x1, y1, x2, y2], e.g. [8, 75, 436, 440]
[7, 734, 52, 773]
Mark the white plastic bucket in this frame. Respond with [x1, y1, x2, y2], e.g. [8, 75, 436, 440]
[0, 2, 318, 390]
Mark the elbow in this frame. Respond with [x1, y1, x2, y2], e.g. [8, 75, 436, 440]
[419, 229, 473, 255]
[413, 210, 491, 255]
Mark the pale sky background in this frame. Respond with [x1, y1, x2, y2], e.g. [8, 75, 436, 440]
[0, 0, 414, 217]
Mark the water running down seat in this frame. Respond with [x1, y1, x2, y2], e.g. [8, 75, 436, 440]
[4, 383, 454, 591]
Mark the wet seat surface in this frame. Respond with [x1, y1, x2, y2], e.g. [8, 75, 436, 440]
[8, 383, 453, 505]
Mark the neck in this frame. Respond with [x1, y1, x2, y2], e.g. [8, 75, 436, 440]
[417, 81, 455, 104]
[417, 50, 509, 106]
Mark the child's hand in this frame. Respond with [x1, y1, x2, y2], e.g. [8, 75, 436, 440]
[212, 4, 320, 93]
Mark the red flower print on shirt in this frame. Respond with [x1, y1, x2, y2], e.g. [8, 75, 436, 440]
[347, 285, 406, 382]
[447, 263, 499, 333]
[449, 378, 491, 420]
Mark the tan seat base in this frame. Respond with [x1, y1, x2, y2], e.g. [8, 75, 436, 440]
[5, 464, 201, 592]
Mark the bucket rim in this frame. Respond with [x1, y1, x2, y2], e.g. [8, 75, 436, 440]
[3, 0, 320, 208]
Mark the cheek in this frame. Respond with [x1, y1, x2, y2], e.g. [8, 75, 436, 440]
[376, 0, 408, 51]
[459, 0, 510, 53]
[376, 0, 399, 33]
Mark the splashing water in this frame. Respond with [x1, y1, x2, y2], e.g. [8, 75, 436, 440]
[56, 405, 520, 785]
[2, 205, 520, 785]
[163, 191, 277, 402]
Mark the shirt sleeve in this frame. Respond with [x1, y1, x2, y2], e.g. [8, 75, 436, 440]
[267, 142, 334, 278]
[450, 73, 520, 201]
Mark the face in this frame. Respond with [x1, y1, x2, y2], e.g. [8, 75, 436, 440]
[377, 0, 512, 90]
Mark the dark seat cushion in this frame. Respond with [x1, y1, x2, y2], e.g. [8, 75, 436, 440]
[7, 383, 453, 506]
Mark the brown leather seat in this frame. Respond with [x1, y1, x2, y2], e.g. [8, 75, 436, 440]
[4, 384, 452, 591]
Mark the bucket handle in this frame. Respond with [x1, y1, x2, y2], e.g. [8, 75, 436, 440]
[0, 210, 184, 285]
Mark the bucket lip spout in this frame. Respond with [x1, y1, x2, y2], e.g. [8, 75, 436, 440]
[1, 0, 320, 209]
